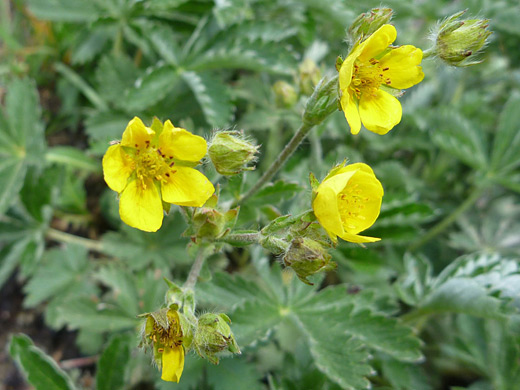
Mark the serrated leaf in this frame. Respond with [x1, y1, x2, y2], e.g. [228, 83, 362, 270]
[490, 92, 520, 174]
[9, 334, 76, 390]
[185, 41, 296, 75]
[124, 64, 179, 111]
[46, 146, 100, 173]
[95, 54, 140, 108]
[381, 357, 433, 390]
[23, 245, 92, 308]
[230, 299, 282, 346]
[95, 265, 140, 316]
[85, 111, 130, 155]
[27, 0, 100, 22]
[431, 110, 488, 171]
[146, 24, 182, 65]
[181, 71, 233, 128]
[0, 78, 45, 215]
[96, 335, 131, 390]
[71, 26, 112, 64]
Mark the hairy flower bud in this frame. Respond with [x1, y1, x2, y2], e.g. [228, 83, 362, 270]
[273, 80, 298, 108]
[193, 313, 240, 364]
[298, 59, 322, 96]
[208, 131, 258, 175]
[283, 237, 336, 285]
[348, 8, 393, 43]
[302, 75, 339, 126]
[432, 10, 492, 67]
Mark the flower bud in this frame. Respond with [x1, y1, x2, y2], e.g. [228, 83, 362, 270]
[348, 8, 393, 43]
[302, 74, 339, 126]
[193, 313, 240, 364]
[273, 80, 298, 108]
[208, 131, 258, 176]
[298, 59, 322, 96]
[433, 10, 492, 67]
[283, 237, 336, 285]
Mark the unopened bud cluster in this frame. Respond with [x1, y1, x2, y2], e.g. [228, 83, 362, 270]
[431, 10, 492, 67]
[194, 313, 240, 364]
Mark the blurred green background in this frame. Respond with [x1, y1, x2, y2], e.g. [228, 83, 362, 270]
[1, 0, 520, 389]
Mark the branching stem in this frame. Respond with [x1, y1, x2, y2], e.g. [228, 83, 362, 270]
[46, 228, 104, 252]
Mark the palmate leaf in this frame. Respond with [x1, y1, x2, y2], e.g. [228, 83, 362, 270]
[197, 258, 422, 390]
[9, 334, 76, 390]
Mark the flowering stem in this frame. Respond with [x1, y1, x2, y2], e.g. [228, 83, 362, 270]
[235, 121, 314, 205]
[408, 185, 486, 252]
[422, 47, 436, 59]
[184, 245, 214, 290]
[46, 228, 104, 252]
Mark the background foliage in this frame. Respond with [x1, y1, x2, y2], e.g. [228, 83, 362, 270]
[1, 0, 519, 389]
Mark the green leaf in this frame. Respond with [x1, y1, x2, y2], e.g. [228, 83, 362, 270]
[23, 245, 91, 308]
[95, 265, 140, 316]
[380, 357, 433, 390]
[146, 24, 182, 65]
[0, 78, 45, 215]
[45, 146, 101, 173]
[431, 109, 488, 171]
[490, 92, 520, 174]
[85, 111, 130, 155]
[27, 0, 100, 22]
[9, 334, 76, 390]
[124, 65, 179, 111]
[181, 71, 234, 128]
[185, 41, 296, 75]
[96, 335, 131, 390]
[95, 54, 140, 109]
[248, 180, 303, 206]
[206, 357, 263, 390]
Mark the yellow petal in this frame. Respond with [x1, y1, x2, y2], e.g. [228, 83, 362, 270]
[341, 170, 384, 234]
[340, 92, 361, 135]
[119, 178, 163, 232]
[161, 346, 184, 382]
[380, 45, 424, 89]
[338, 231, 381, 243]
[121, 117, 155, 148]
[336, 162, 376, 177]
[359, 89, 402, 135]
[320, 170, 358, 195]
[161, 166, 215, 207]
[102, 144, 133, 193]
[159, 120, 207, 162]
[313, 185, 344, 238]
[339, 45, 363, 91]
[358, 24, 397, 62]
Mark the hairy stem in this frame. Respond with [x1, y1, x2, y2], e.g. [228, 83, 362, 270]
[46, 228, 104, 252]
[184, 246, 213, 290]
[235, 121, 314, 205]
[217, 232, 261, 246]
[408, 186, 486, 252]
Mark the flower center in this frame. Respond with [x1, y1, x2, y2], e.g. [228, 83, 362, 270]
[133, 146, 177, 189]
[150, 315, 183, 349]
[337, 183, 370, 233]
[350, 58, 391, 99]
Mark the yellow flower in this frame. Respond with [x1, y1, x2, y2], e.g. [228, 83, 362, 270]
[339, 24, 424, 135]
[144, 308, 185, 382]
[103, 117, 215, 232]
[312, 163, 383, 243]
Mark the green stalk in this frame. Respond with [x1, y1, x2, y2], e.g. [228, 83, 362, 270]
[184, 245, 214, 290]
[235, 121, 314, 205]
[46, 228, 104, 252]
[217, 232, 261, 246]
[408, 185, 486, 252]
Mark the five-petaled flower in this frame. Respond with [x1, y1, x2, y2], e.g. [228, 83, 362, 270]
[339, 24, 424, 135]
[312, 163, 383, 243]
[103, 117, 215, 232]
